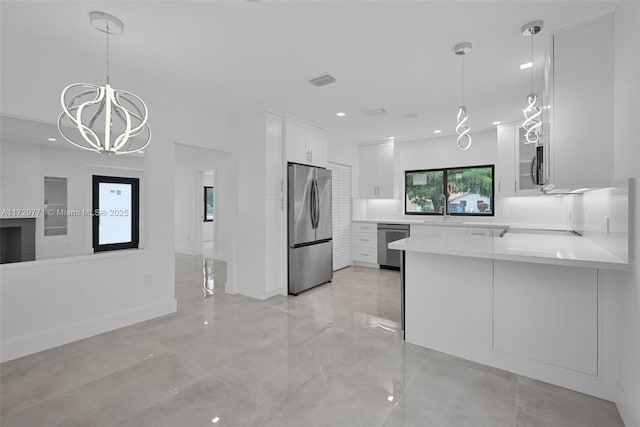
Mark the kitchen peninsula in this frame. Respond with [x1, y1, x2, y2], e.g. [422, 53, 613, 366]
[389, 223, 630, 402]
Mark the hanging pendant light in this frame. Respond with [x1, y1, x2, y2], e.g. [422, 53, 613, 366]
[521, 20, 543, 145]
[454, 42, 472, 151]
[58, 11, 151, 155]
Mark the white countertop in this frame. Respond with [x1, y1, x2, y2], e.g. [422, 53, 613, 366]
[388, 231, 630, 270]
[353, 218, 509, 228]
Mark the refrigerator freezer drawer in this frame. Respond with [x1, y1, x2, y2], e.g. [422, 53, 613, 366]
[288, 241, 333, 295]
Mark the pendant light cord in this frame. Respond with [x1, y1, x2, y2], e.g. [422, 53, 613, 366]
[461, 54, 465, 105]
[106, 21, 110, 85]
[530, 35, 533, 93]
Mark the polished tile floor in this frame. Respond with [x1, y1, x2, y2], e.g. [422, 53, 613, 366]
[1, 254, 624, 427]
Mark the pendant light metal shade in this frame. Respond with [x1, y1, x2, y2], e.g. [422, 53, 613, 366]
[454, 42, 472, 151]
[58, 12, 151, 155]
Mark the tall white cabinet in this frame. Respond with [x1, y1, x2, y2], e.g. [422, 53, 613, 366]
[234, 112, 285, 299]
[359, 142, 394, 198]
[547, 16, 614, 189]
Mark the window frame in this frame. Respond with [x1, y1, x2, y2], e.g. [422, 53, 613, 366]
[203, 186, 214, 222]
[92, 175, 140, 253]
[404, 164, 495, 217]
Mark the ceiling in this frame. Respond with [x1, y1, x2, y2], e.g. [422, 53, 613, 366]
[0, 1, 618, 145]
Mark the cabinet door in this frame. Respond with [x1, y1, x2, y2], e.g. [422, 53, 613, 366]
[515, 127, 541, 194]
[359, 145, 377, 198]
[552, 17, 614, 188]
[306, 125, 326, 167]
[285, 118, 309, 165]
[376, 142, 394, 198]
[493, 261, 598, 375]
[496, 125, 516, 197]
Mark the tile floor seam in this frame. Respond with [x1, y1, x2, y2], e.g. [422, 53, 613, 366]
[1, 344, 170, 418]
[212, 371, 293, 425]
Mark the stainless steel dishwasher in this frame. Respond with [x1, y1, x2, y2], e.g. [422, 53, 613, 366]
[377, 223, 410, 270]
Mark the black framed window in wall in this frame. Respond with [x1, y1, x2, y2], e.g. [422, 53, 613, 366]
[204, 186, 214, 222]
[92, 175, 140, 252]
[405, 165, 494, 216]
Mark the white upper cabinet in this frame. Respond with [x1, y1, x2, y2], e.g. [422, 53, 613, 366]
[496, 125, 516, 197]
[285, 116, 326, 167]
[496, 124, 542, 197]
[547, 16, 614, 189]
[359, 142, 394, 199]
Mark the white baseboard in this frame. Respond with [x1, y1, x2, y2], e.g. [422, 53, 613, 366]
[213, 252, 228, 262]
[175, 245, 194, 255]
[225, 281, 237, 295]
[353, 261, 379, 269]
[0, 299, 177, 363]
[616, 382, 640, 427]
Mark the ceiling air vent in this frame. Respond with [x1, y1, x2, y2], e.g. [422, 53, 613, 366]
[309, 74, 336, 87]
[364, 108, 387, 117]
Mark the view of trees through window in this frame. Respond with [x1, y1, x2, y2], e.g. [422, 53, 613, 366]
[405, 165, 494, 216]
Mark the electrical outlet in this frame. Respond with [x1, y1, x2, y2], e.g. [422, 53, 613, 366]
[502, 208, 510, 218]
[143, 274, 152, 287]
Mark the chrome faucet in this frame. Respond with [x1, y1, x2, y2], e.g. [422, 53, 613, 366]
[439, 194, 450, 221]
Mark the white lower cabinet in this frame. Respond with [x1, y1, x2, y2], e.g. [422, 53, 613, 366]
[351, 222, 377, 264]
[493, 260, 598, 375]
[404, 249, 605, 398]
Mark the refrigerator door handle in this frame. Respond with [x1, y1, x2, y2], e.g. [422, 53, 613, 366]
[310, 179, 318, 229]
[314, 178, 320, 228]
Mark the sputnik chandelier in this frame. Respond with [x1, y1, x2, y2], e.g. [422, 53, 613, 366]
[521, 20, 543, 144]
[454, 42, 472, 151]
[58, 11, 151, 155]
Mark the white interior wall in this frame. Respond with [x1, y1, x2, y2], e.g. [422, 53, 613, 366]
[0, 140, 40, 213]
[326, 131, 359, 196]
[607, 3, 640, 426]
[174, 165, 196, 255]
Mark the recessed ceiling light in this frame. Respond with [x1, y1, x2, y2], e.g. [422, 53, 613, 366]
[388, 136, 395, 140]
[336, 112, 346, 117]
[403, 113, 419, 119]
[48, 137, 57, 142]
[492, 121, 501, 125]
[520, 62, 533, 70]
[434, 130, 442, 134]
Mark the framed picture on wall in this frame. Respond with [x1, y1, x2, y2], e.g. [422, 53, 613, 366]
[204, 186, 214, 222]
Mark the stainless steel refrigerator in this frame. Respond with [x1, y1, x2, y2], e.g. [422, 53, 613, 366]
[288, 163, 333, 295]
